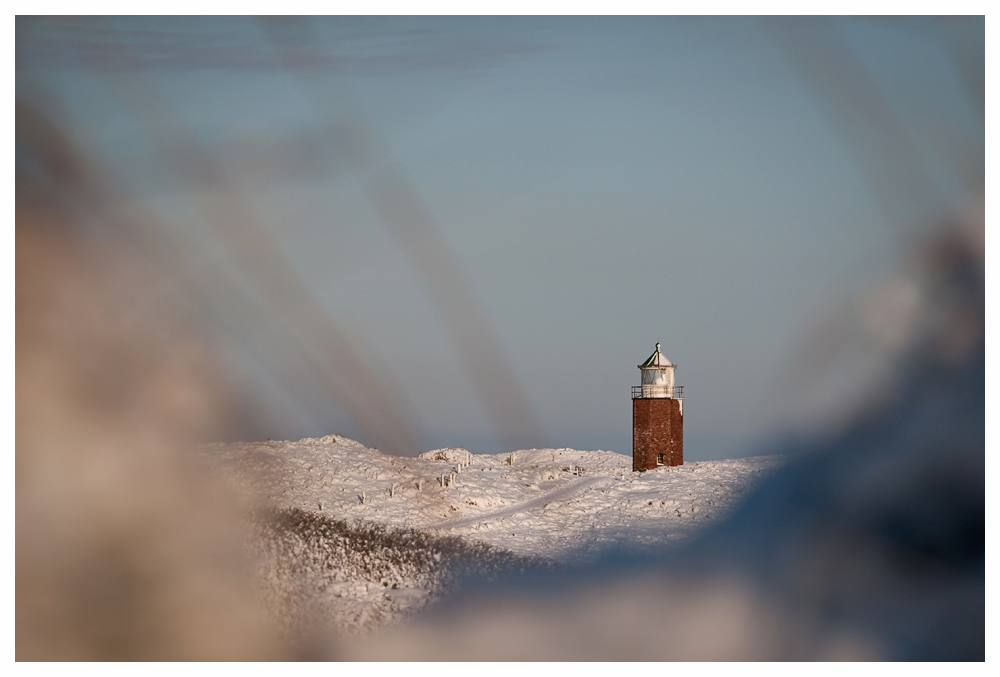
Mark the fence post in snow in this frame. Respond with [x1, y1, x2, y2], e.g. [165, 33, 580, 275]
[361, 491, 366, 504]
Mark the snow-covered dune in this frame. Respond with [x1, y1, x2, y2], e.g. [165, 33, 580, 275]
[210, 437, 784, 634]
[209, 437, 783, 562]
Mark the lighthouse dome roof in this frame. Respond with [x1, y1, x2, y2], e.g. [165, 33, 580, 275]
[639, 343, 674, 369]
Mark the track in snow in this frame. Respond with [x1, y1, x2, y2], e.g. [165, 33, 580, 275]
[424, 475, 600, 530]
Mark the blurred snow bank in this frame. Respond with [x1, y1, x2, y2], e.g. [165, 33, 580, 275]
[343, 209, 984, 660]
[15, 195, 288, 659]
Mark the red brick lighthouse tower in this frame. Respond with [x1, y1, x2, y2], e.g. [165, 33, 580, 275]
[632, 343, 684, 471]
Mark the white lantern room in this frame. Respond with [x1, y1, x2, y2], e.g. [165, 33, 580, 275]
[635, 342, 676, 398]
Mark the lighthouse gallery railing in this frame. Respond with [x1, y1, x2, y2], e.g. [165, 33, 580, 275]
[632, 385, 684, 399]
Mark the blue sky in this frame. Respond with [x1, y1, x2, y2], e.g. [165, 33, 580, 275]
[16, 16, 984, 458]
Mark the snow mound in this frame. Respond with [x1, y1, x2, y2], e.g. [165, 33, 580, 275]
[209, 434, 786, 635]
[210, 435, 783, 561]
[418, 448, 473, 463]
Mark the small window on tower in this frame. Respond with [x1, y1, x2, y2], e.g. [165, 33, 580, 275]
[656, 454, 664, 464]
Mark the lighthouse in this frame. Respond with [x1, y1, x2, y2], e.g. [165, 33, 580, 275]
[632, 343, 684, 471]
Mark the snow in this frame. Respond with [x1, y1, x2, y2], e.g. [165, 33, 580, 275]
[210, 436, 783, 563]
[208, 435, 784, 635]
